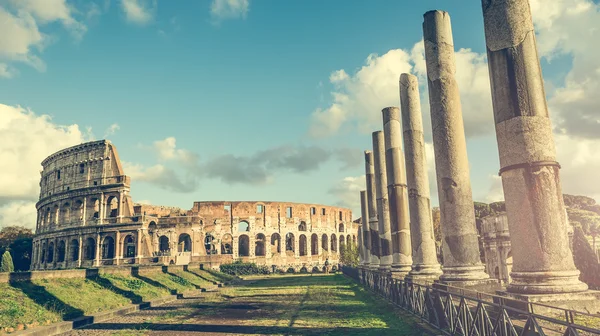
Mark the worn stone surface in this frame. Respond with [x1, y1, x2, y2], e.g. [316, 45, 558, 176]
[360, 190, 371, 267]
[382, 107, 412, 278]
[372, 131, 392, 272]
[365, 150, 380, 269]
[399, 74, 442, 282]
[423, 10, 488, 282]
[482, 0, 587, 294]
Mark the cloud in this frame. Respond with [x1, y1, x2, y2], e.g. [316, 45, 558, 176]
[327, 175, 366, 217]
[122, 162, 199, 193]
[309, 41, 494, 139]
[120, 0, 156, 25]
[0, 201, 38, 230]
[103, 123, 120, 138]
[152, 137, 199, 166]
[210, 0, 249, 22]
[8, 0, 87, 39]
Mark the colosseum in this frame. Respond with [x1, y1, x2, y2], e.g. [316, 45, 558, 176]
[30, 140, 358, 271]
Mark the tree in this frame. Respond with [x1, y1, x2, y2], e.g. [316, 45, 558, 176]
[0, 226, 33, 271]
[1, 251, 14, 273]
[339, 243, 359, 267]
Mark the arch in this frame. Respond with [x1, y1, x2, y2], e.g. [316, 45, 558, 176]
[238, 234, 250, 257]
[311, 234, 318, 255]
[159, 235, 170, 253]
[221, 234, 233, 254]
[204, 234, 216, 255]
[102, 236, 115, 259]
[85, 237, 95, 260]
[298, 221, 307, 231]
[106, 196, 118, 218]
[60, 203, 71, 224]
[178, 233, 192, 252]
[73, 200, 84, 221]
[124, 235, 136, 258]
[41, 242, 47, 263]
[270, 233, 281, 254]
[238, 221, 250, 232]
[57, 240, 66, 262]
[352, 235, 356, 246]
[299, 234, 307, 256]
[148, 221, 157, 230]
[91, 198, 100, 219]
[47, 242, 55, 263]
[339, 223, 344, 232]
[70, 239, 79, 261]
[285, 233, 295, 252]
[339, 235, 346, 251]
[321, 234, 328, 251]
[255, 233, 266, 256]
[346, 235, 351, 246]
[331, 234, 337, 252]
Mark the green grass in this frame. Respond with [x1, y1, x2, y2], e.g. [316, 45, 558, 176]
[0, 284, 61, 331]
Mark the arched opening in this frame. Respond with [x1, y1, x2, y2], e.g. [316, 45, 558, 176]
[159, 236, 170, 253]
[285, 233, 295, 252]
[270, 233, 281, 254]
[148, 221, 157, 230]
[106, 196, 118, 218]
[311, 234, 318, 255]
[321, 234, 328, 251]
[238, 235, 250, 257]
[346, 235, 351, 246]
[340, 235, 346, 250]
[91, 199, 100, 220]
[41, 243, 46, 263]
[331, 234, 337, 252]
[70, 239, 79, 261]
[60, 203, 70, 224]
[299, 235, 307, 256]
[57, 240, 66, 262]
[255, 233, 265, 256]
[102, 236, 115, 259]
[124, 235, 136, 258]
[221, 234, 232, 254]
[47, 242, 54, 263]
[73, 200, 83, 222]
[85, 238, 95, 260]
[298, 221, 307, 231]
[352, 235, 356, 246]
[204, 234, 216, 255]
[339, 223, 344, 232]
[178, 233, 192, 252]
[238, 221, 250, 232]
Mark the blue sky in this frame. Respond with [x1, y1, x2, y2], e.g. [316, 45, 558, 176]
[1, 0, 600, 228]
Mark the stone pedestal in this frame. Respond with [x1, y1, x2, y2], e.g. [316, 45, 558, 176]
[481, 0, 587, 294]
[364, 151, 380, 269]
[422, 10, 489, 283]
[400, 73, 442, 283]
[496, 290, 600, 316]
[373, 131, 393, 273]
[382, 107, 412, 278]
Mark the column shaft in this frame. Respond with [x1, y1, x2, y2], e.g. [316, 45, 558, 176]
[360, 190, 371, 267]
[383, 107, 413, 277]
[481, 0, 586, 294]
[373, 131, 392, 272]
[400, 73, 442, 281]
[423, 10, 488, 281]
[364, 151, 380, 269]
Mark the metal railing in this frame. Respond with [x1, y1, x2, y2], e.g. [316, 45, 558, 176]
[343, 267, 600, 336]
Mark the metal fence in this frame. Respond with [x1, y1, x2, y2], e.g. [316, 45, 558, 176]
[342, 266, 600, 336]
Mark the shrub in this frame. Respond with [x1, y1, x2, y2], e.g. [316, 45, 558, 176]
[219, 260, 269, 276]
[0, 251, 14, 273]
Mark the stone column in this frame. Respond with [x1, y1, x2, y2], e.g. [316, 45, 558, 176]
[372, 131, 392, 272]
[382, 107, 413, 278]
[423, 10, 489, 282]
[400, 73, 442, 282]
[481, 0, 587, 294]
[364, 150, 380, 269]
[360, 190, 371, 268]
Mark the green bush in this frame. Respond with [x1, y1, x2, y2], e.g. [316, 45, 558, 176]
[219, 261, 269, 276]
[1, 251, 14, 273]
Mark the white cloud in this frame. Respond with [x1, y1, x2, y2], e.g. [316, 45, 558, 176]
[153, 137, 197, 164]
[8, 0, 87, 39]
[328, 175, 366, 218]
[0, 201, 38, 230]
[103, 123, 120, 138]
[210, 0, 249, 21]
[120, 0, 155, 25]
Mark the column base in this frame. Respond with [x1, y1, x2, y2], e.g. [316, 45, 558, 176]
[440, 264, 490, 282]
[506, 270, 588, 295]
[405, 264, 442, 284]
[390, 264, 411, 279]
[496, 290, 600, 315]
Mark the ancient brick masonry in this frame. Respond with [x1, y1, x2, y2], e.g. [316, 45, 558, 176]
[31, 140, 359, 271]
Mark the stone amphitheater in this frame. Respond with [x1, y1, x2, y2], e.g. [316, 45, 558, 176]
[31, 140, 358, 271]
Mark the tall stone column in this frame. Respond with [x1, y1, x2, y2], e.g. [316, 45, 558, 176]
[372, 131, 392, 272]
[400, 73, 443, 282]
[423, 10, 489, 282]
[364, 150, 380, 269]
[481, 0, 587, 294]
[360, 190, 371, 268]
[382, 107, 413, 278]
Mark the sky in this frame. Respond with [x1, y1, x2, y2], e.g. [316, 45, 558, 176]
[1, 0, 600, 230]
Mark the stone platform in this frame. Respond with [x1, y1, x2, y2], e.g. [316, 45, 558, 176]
[433, 278, 502, 294]
[496, 290, 600, 316]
